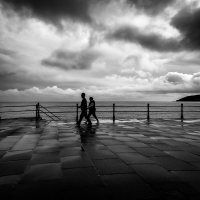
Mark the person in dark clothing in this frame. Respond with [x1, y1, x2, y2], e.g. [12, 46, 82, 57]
[88, 97, 99, 124]
[77, 93, 92, 125]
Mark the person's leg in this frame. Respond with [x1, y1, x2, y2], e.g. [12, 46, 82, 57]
[88, 112, 92, 121]
[92, 112, 99, 123]
[84, 112, 92, 124]
[77, 112, 84, 125]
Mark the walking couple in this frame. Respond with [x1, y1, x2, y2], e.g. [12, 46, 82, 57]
[77, 93, 99, 126]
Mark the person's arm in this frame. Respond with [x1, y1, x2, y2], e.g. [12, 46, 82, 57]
[88, 102, 94, 109]
[78, 100, 83, 109]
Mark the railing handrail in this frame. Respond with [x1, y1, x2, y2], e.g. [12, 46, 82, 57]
[1, 103, 200, 121]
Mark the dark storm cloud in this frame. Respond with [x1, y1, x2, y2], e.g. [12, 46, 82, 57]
[171, 8, 200, 50]
[0, 0, 93, 28]
[106, 25, 180, 52]
[126, 0, 175, 15]
[41, 49, 100, 70]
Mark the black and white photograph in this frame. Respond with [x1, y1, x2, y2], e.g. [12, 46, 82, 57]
[0, 0, 200, 199]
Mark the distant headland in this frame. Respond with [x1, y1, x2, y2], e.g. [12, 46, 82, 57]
[176, 94, 200, 101]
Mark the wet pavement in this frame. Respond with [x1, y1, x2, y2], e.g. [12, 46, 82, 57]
[0, 118, 200, 199]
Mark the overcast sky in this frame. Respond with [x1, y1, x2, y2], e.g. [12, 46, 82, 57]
[0, 0, 200, 102]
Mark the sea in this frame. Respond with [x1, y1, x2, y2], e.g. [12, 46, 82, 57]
[0, 101, 200, 122]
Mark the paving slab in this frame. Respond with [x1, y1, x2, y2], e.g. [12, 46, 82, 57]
[0, 174, 22, 185]
[152, 182, 200, 196]
[62, 187, 112, 200]
[130, 164, 183, 183]
[172, 171, 200, 182]
[86, 149, 117, 159]
[190, 182, 200, 192]
[22, 135, 40, 139]
[136, 138, 161, 144]
[151, 156, 199, 171]
[21, 163, 62, 182]
[62, 167, 104, 189]
[180, 146, 200, 156]
[29, 152, 60, 165]
[107, 145, 136, 153]
[0, 184, 17, 200]
[165, 151, 200, 163]
[38, 139, 59, 146]
[116, 152, 154, 164]
[1, 150, 33, 162]
[59, 141, 81, 148]
[61, 155, 94, 169]
[0, 151, 6, 159]
[93, 158, 133, 175]
[124, 141, 150, 148]
[150, 143, 181, 151]
[95, 135, 113, 140]
[11, 180, 63, 200]
[161, 139, 192, 147]
[113, 136, 135, 142]
[192, 162, 200, 169]
[134, 147, 167, 157]
[10, 143, 37, 151]
[102, 174, 161, 199]
[97, 138, 123, 144]
[34, 145, 60, 154]
[60, 147, 85, 157]
[82, 143, 107, 150]
[0, 142, 16, 151]
[0, 160, 30, 177]
[58, 133, 76, 138]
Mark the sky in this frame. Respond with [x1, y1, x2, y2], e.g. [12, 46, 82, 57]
[0, 0, 200, 102]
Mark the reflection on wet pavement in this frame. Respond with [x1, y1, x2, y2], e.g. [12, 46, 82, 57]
[1, 118, 200, 199]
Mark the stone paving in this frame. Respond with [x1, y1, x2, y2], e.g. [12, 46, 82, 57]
[1, 118, 200, 199]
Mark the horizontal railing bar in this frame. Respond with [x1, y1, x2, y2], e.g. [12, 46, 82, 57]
[182, 106, 200, 107]
[112, 110, 177, 113]
[39, 106, 76, 108]
[37, 105, 200, 108]
[116, 111, 200, 112]
[38, 110, 200, 113]
[150, 106, 200, 108]
[1, 110, 199, 114]
[116, 106, 179, 107]
[40, 111, 77, 113]
[95, 106, 115, 107]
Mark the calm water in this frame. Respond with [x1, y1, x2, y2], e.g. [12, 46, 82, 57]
[0, 101, 200, 121]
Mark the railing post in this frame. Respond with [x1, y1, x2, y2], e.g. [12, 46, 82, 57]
[113, 103, 115, 123]
[181, 103, 183, 121]
[36, 103, 38, 121]
[76, 103, 78, 122]
[147, 103, 150, 121]
[38, 103, 40, 120]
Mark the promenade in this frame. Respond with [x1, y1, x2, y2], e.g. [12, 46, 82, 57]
[0, 118, 200, 199]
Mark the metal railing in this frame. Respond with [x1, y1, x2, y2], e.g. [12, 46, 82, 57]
[0, 103, 200, 121]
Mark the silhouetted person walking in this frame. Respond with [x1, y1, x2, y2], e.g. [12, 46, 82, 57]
[88, 97, 99, 124]
[77, 93, 92, 126]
